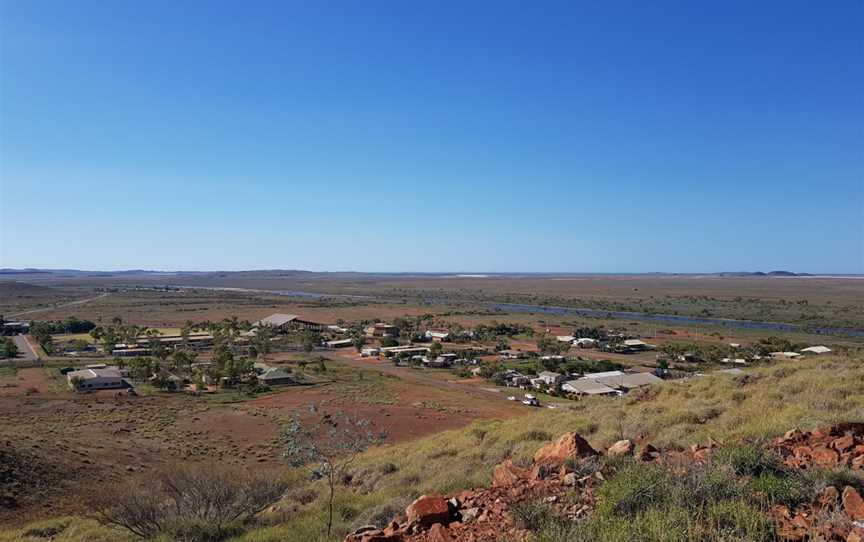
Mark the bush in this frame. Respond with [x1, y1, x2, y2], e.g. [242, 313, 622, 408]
[89, 463, 289, 540]
[748, 472, 811, 507]
[520, 430, 552, 441]
[597, 463, 675, 516]
[511, 502, 555, 532]
[712, 444, 778, 477]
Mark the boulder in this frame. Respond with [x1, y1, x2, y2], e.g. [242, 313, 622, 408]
[533, 433, 598, 466]
[811, 446, 840, 468]
[843, 486, 864, 521]
[818, 486, 839, 510]
[491, 460, 530, 487]
[406, 495, 451, 527]
[832, 435, 856, 453]
[607, 439, 635, 457]
[344, 526, 403, 542]
[428, 523, 452, 542]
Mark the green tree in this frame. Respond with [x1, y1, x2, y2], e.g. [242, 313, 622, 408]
[283, 408, 386, 537]
[428, 341, 443, 359]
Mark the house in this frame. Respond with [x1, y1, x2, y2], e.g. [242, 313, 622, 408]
[425, 353, 457, 368]
[579, 370, 625, 380]
[379, 345, 430, 357]
[770, 351, 802, 359]
[470, 367, 483, 376]
[801, 346, 832, 355]
[361, 347, 380, 357]
[327, 325, 349, 334]
[324, 339, 354, 349]
[257, 368, 296, 386]
[721, 358, 748, 365]
[562, 379, 620, 396]
[537, 371, 565, 389]
[254, 313, 326, 332]
[425, 329, 450, 342]
[574, 338, 597, 348]
[502, 370, 530, 387]
[622, 339, 656, 351]
[556, 335, 575, 343]
[498, 349, 526, 360]
[365, 323, 399, 338]
[540, 355, 565, 363]
[67, 367, 127, 392]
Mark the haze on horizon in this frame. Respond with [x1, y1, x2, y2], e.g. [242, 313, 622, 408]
[1, 1, 862, 274]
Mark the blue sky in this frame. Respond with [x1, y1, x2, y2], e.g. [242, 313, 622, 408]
[1, 0, 862, 273]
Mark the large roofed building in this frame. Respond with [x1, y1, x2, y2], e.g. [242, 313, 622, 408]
[253, 313, 325, 332]
[67, 367, 128, 392]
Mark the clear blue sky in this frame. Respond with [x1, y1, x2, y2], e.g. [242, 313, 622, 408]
[1, 0, 862, 273]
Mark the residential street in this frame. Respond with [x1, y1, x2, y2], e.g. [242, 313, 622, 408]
[11, 334, 38, 362]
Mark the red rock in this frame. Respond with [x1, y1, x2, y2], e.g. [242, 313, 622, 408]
[363, 534, 402, 542]
[818, 486, 840, 509]
[812, 426, 834, 439]
[491, 460, 531, 487]
[607, 439, 634, 457]
[406, 495, 451, 527]
[427, 523, 451, 542]
[833, 435, 856, 453]
[811, 446, 840, 468]
[843, 486, 864, 521]
[784, 428, 804, 441]
[533, 432, 598, 466]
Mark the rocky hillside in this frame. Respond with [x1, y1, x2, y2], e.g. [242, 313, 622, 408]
[345, 425, 864, 542]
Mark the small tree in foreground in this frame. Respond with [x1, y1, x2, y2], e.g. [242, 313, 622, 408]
[89, 462, 289, 540]
[283, 407, 387, 536]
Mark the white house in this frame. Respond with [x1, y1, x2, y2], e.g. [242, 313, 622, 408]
[537, 371, 565, 389]
[801, 346, 832, 355]
[425, 330, 450, 341]
[574, 338, 598, 348]
[67, 367, 126, 392]
[556, 335, 575, 343]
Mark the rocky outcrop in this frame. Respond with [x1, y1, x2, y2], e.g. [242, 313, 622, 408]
[772, 422, 864, 471]
[769, 424, 864, 541]
[532, 432, 598, 466]
[346, 431, 602, 542]
[346, 424, 864, 542]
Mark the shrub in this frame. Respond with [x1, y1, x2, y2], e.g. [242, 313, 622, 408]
[748, 472, 811, 507]
[521, 429, 552, 441]
[510, 502, 555, 532]
[89, 462, 289, 540]
[712, 444, 778, 477]
[596, 463, 675, 516]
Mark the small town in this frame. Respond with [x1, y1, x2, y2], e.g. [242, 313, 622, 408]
[1, 1, 862, 541]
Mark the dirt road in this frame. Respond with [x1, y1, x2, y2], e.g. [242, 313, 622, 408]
[8, 292, 109, 318]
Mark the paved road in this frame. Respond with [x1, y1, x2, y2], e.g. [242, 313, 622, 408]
[8, 292, 109, 318]
[11, 334, 38, 362]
